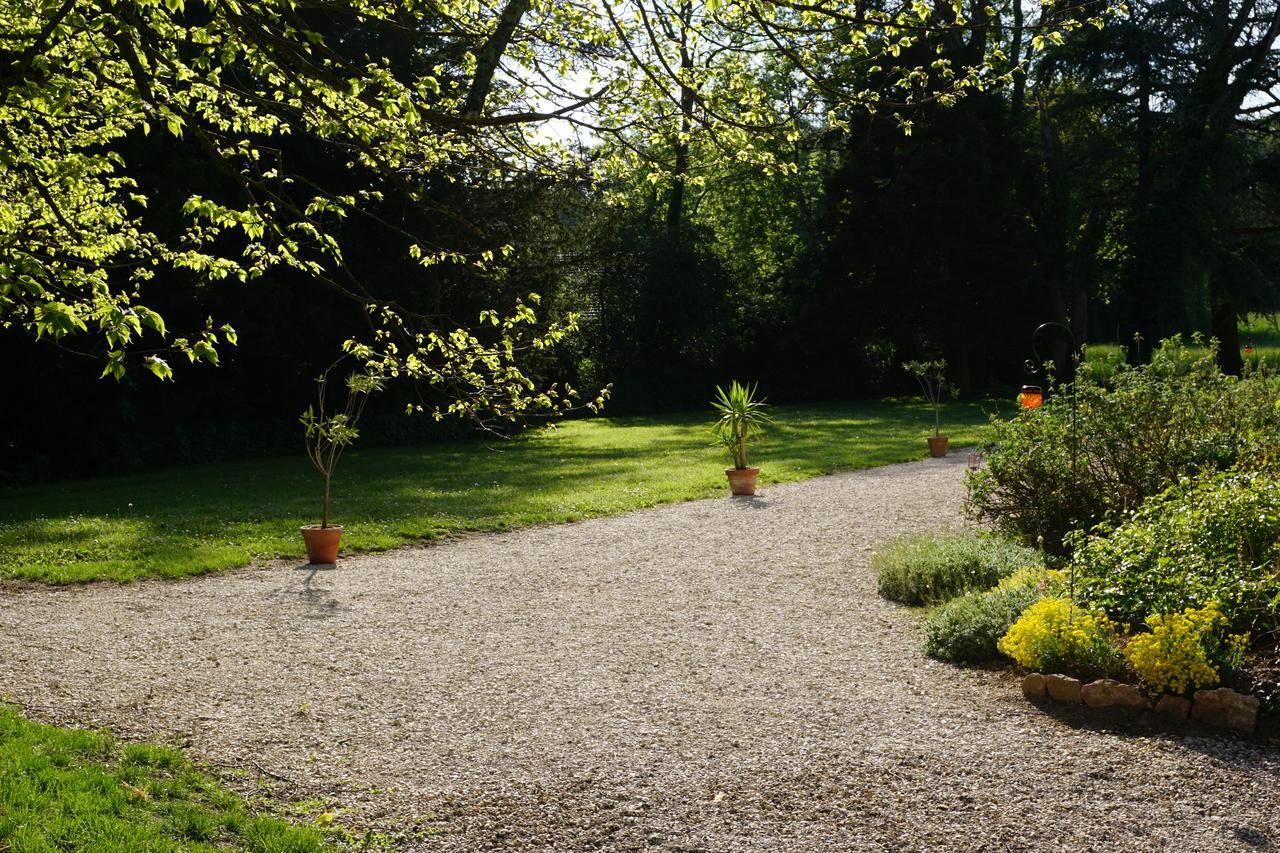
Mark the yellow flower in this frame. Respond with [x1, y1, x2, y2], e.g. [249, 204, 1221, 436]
[998, 597, 1120, 673]
[1124, 602, 1245, 696]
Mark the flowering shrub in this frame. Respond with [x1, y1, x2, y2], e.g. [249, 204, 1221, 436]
[997, 596, 1124, 676]
[999, 567, 1065, 594]
[1124, 602, 1250, 695]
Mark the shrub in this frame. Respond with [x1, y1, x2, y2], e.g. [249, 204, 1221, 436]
[1074, 471, 1280, 634]
[922, 571, 1049, 664]
[997, 596, 1125, 676]
[967, 338, 1280, 553]
[1125, 602, 1249, 695]
[873, 533, 1043, 606]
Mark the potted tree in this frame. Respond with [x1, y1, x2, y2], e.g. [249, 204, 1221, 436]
[903, 359, 955, 458]
[712, 380, 772, 496]
[299, 363, 384, 565]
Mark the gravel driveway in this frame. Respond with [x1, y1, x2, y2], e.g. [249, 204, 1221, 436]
[2, 454, 1278, 850]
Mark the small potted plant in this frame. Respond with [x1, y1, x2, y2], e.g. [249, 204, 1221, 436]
[712, 380, 772, 496]
[903, 359, 956, 458]
[299, 363, 384, 565]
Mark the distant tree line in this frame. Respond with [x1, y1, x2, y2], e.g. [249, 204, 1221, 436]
[3, 1, 1276, 481]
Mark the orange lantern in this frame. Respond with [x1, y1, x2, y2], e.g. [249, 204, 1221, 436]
[1018, 385, 1043, 408]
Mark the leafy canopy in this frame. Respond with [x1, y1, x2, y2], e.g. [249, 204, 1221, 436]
[1, 0, 1116, 419]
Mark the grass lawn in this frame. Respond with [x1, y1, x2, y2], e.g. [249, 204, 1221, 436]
[0, 705, 326, 853]
[1083, 313, 1280, 383]
[1240, 312, 1280, 365]
[0, 399, 999, 584]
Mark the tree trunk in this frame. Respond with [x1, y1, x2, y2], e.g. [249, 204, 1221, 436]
[1210, 275, 1244, 375]
[955, 343, 973, 396]
[1072, 289, 1089, 363]
[666, 4, 695, 235]
[322, 475, 331, 528]
[1136, 49, 1152, 207]
[1125, 46, 1159, 364]
[1009, 0, 1025, 124]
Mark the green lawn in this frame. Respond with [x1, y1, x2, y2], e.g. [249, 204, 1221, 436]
[1082, 313, 1280, 383]
[1080, 342, 1127, 384]
[0, 706, 326, 853]
[0, 400, 999, 584]
[1240, 312, 1280, 366]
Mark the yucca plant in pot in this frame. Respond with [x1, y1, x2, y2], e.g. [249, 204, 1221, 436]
[903, 358, 956, 457]
[299, 363, 384, 565]
[712, 380, 772, 496]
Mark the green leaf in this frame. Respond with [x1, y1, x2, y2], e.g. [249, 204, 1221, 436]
[145, 356, 174, 381]
[34, 302, 87, 339]
[191, 340, 219, 365]
[136, 307, 168, 337]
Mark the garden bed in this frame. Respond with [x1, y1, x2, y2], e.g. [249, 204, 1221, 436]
[879, 341, 1280, 740]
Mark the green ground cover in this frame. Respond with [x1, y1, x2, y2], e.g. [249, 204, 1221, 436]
[0, 706, 326, 853]
[0, 400, 998, 584]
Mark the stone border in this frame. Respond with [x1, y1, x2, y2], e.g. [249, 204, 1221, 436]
[1023, 673, 1260, 733]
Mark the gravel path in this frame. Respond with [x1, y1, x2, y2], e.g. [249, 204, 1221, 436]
[2, 454, 1278, 850]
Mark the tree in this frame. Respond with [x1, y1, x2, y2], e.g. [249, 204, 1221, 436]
[1153, 0, 1280, 374]
[2, 0, 1110, 425]
[1, 0, 622, 423]
[1039, 1, 1280, 370]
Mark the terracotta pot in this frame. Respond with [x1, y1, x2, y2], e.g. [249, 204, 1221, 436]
[927, 435, 949, 458]
[725, 467, 760, 496]
[301, 524, 343, 565]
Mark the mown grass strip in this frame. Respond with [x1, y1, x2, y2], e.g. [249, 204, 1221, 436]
[0, 400, 999, 583]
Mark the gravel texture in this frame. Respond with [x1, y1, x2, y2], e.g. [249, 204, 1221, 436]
[2, 453, 1279, 850]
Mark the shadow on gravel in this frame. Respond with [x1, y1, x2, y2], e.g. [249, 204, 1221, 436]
[1233, 826, 1276, 849]
[859, 452, 975, 475]
[278, 564, 343, 618]
[1026, 696, 1280, 766]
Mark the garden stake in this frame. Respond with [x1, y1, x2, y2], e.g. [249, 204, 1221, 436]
[1027, 321, 1080, 609]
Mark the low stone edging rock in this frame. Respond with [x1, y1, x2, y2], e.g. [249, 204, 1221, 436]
[1022, 672, 1259, 733]
[1081, 678, 1147, 709]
